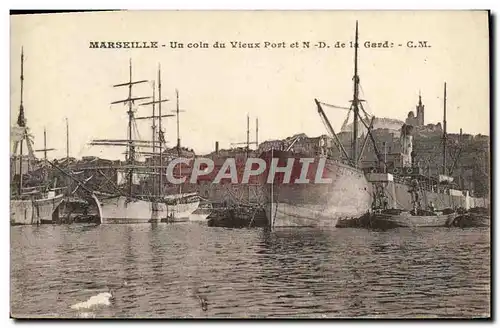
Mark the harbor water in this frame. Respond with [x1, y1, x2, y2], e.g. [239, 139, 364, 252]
[11, 223, 490, 318]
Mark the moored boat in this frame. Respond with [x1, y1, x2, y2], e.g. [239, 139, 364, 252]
[207, 203, 267, 228]
[448, 207, 490, 228]
[365, 84, 489, 214]
[10, 49, 64, 225]
[368, 173, 458, 229]
[94, 192, 199, 224]
[260, 149, 372, 228]
[368, 209, 457, 229]
[260, 22, 374, 228]
[85, 61, 199, 224]
[11, 191, 64, 225]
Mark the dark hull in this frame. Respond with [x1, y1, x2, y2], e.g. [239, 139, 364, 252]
[260, 150, 372, 227]
[369, 212, 457, 229]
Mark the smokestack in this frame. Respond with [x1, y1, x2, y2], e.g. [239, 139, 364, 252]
[215, 141, 219, 154]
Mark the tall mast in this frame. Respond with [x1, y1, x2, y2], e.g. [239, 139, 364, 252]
[34, 127, 55, 179]
[246, 114, 250, 157]
[66, 118, 69, 162]
[176, 89, 181, 152]
[138, 79, 172, 197]
[158, 65, 163, 197]
[65, 118, 70, 196]
[18, 48, 25, 128]
[18, 139, 23, 196]
[351, 21, 360, 165]
[256, 117, 259, 147]
[43, 128, 49, 185]
[151, 81, 157, 195]
[175, 89, 182, 194]
[442, 82, 447, 175]
[127, 59, 134, 197]
[151, 82, 156, 153]
[43, 128, 47, 161]
[18, 48, 25, 195]
[230, 115, 259, 150]
[110, 59, 149, 197]
[246, 114, 251, 203]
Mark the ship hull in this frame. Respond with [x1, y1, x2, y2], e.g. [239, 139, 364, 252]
[386, 181, 489, 211]
[10, 194, 64, 225]
[94, 194, 200, 224]
[266, 202, 358, 228]
[260, 150, 372, 228]
[369, 212, 457, 229]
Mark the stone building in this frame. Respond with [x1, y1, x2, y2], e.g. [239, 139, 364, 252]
[405, 92, 425, 127]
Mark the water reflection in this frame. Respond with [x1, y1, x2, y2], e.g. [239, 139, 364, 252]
[10, 225, 490, 318]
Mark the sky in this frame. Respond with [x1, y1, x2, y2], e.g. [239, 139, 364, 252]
[10, 10, 490, 160]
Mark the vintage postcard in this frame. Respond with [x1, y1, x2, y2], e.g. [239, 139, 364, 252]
[10, 10, 490, 319]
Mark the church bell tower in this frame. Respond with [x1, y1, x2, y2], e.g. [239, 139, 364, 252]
[416, 91, 425, 126]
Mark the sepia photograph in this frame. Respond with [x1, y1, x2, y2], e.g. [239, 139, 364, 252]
[9, 10, 491, 319]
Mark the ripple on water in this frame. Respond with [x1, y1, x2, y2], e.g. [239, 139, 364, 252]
[10, 225, 490, 318]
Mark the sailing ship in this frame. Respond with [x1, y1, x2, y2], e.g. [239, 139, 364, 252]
[88, 61, 199, 224]
[172, 89, 212, 222]
[259, 22, 373, 228]
[10, 49, 64, 225]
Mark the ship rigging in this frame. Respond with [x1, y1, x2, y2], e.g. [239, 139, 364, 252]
[314, 21, 385, 170]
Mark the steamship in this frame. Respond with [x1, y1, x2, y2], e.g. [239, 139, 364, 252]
[259, 22, 489, 228]
[259, 22, 373, 228]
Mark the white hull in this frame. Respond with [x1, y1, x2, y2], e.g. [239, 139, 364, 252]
[266, 201, 369, 228]
[94, 194, 200, 224]
[10, 194, 64, 225]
